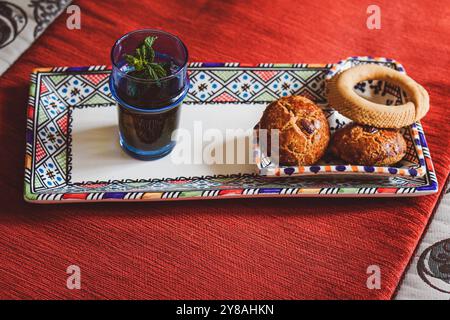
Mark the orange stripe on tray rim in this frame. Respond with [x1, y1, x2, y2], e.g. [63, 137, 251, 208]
[33, 67, 52, 73]
[141, 192, 163, 200]
[25, 155, 32, 169]
[426, 157, 433, 169]
[298, 188, 321, 194]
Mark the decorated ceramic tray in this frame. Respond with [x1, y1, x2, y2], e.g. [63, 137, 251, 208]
[24, 60, 438, 203]
[254, 57, 427, 178]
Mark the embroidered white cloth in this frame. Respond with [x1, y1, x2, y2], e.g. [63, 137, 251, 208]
[0, 0, 72, 75]
[396, 184, 450, 300]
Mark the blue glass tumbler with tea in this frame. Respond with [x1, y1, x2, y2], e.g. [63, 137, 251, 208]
[110, 29, 189, 160]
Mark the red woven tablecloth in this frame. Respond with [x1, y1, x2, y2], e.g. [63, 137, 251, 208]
[0, 0, 449, 299]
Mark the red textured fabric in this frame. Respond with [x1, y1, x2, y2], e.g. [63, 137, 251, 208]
[0, 0, 449, 300]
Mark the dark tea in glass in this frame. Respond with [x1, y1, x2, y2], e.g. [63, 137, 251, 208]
[110, 29, 189, 160]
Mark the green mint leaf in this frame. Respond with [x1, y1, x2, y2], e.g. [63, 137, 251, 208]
[125, 35, 167, 80]
[144, 36, 157, 50]
[148, 46, 155, 64]
[150, 63, 167, 78]
[146, 65, 158, 80]
[125, 54, 136, 65]
[141, 45, 148, 62]
[145, 37, 156, 63]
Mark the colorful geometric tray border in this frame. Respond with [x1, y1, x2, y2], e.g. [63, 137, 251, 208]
[253, 56, 427, 178]
[24, 62, 438, 203]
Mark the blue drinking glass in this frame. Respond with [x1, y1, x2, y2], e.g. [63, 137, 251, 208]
[110, 29, 189, 160]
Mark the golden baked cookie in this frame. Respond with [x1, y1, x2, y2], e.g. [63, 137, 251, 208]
[330, 123, 407, 166]
[259, 95, 330, 166]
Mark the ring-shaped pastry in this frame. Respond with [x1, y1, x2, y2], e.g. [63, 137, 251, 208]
[327, 64, 429, 128]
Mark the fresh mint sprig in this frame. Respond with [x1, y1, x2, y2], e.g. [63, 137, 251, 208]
[124, 36, 167, 80]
